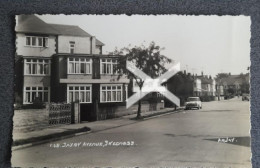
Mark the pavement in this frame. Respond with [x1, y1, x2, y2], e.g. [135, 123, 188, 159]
[12, 107, 183, 150]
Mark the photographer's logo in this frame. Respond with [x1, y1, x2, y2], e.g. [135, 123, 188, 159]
[126, 61, 180, 108]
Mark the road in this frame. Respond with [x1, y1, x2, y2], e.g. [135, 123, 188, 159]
[12, 98, 251, 168]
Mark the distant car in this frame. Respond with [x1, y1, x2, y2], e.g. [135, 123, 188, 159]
[185, 97, 202, 110]
[242, 93, 250, 101]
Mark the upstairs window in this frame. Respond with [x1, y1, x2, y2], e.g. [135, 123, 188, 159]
[26, 36, 48, 47]
[70, 41, 75, 54]
[68, 58, 92, 74]
[100, 58, 118, 74]
[24, 59, 50, 75]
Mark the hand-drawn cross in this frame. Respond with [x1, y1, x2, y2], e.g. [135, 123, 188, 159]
[126, 61, 180, 108]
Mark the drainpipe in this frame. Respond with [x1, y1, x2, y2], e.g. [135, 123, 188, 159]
[90, 36, 96, 54]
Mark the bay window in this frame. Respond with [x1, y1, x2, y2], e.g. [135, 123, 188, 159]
[100, 84, 122, 102]
[67, 85, 92, 103]
[24, 86, 49, 104]
[68, 58, 92, 74]
[24, 59, 50, 75]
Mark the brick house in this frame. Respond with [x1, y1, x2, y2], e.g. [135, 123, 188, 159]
[15, 15, 130, 121]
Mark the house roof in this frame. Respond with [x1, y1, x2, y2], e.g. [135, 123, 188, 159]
[16, 15, 105, 46]
[96, 39, 105, 46]
[49, 24, 92, 37]
[16, 15, 59, 35]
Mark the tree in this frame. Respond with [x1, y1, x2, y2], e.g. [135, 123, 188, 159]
[115, 42, 172, 119]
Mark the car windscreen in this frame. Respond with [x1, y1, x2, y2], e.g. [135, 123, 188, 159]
[187, 98, 199, 101]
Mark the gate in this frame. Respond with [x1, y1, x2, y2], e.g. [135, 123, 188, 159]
[48, 103, 72, 125]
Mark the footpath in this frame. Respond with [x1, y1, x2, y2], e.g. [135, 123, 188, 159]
[12, 107, 183, 150]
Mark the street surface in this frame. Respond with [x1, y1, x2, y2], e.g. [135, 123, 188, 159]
[12, 98, 251, 168]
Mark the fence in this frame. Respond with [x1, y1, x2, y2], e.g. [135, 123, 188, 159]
[48, 103, 72, 125]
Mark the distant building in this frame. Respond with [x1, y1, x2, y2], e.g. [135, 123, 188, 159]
[216, 73, 250, 97]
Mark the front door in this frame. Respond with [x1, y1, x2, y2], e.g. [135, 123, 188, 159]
[80, 103, 93, 122]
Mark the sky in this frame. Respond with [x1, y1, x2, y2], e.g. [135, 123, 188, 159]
[39, 15, 251, 77]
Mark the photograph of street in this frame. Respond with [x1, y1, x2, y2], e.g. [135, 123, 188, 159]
[12, 15, 251, 167]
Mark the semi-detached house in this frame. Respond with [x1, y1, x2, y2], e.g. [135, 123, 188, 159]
[15, 15, 129, 121]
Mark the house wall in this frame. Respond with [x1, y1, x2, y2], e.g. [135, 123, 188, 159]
[16, 33, 56, 57]
[24, 76, 50, 86]
[97, 101, 165, 119]
[57, 35, 92, 54]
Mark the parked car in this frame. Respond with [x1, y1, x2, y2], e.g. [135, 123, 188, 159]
[185, 97, 202, 110]
[242, 93, 250, 101]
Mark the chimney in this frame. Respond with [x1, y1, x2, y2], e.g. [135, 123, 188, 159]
[229, 72, 231, 76]
[184, 70, 186, 75]
[201, 71, 203, 76]
[90, 36, 96, 54]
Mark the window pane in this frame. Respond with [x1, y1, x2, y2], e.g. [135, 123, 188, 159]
[38, 64, 43, 74]
[32, 92, 36, 102]
[107, 91, 111, 101]
[102, 63, 106, 74]
[86, 86, 90, 90]
[80, 63, 85, 73]
[38, 87, 43, 90]
[44, 87, 48, 90]
[38, 92, 43, 102]
[102, 91, 106, 102]
[25, 92, 30, 102]
[26, 87, 30, 90]
[32, 64, 37, 74]
[75, 63, 79, 73]
[32, 37, 36, 46]
[44, 38, 48, 47]
[26, 37, 31, 45]
[80, 86, 85, 90]
[69, 92, 73, 102]
[112, 86, 116, 90]
[102, 86, 106, 90]
[38, 38, 43, 46]
[86, 63, 90, 74]
[107, 64, 111, 74]
[25, 63, 31, 74]
[69, 87, 73, 90]
[75, 87, 79, 90]
[112, 91, 116, 101]
[75, 92, 79, 101]
[43, 92, 48, 102]
[32, 87, 36, 90]
[44, 64, 49, 74]
[86, 92, 90, 102]
[107, 86, 111, 90]
[80, 92, 84, 102]
[117, 91, 122, 101]
[69, 62, 74, 73]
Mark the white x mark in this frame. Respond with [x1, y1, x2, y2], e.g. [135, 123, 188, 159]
[126, 61, 180, 108]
